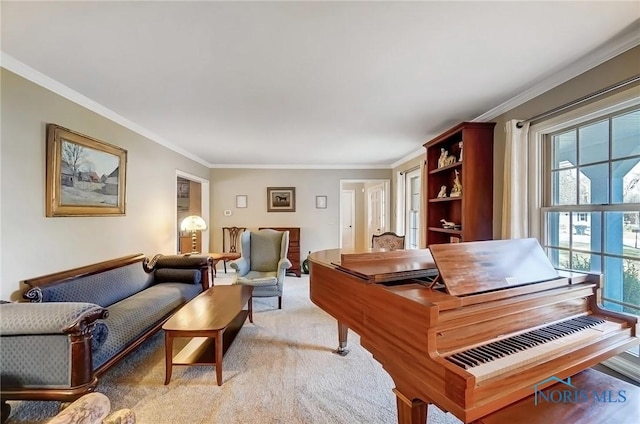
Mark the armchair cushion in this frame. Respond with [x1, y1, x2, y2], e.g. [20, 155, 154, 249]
[236, 271, 277, 287]
[250, 231, 282, 272]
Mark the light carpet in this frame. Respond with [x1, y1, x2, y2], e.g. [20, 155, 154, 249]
[7, 274, 462, 424]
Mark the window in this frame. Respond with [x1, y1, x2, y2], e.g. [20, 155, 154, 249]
[403, 168, 421, 249]
[543, 107, 640, 318]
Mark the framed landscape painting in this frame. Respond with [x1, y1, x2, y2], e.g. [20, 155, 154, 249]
[267, 187, 295, 212]
[46, 124, 127, 217]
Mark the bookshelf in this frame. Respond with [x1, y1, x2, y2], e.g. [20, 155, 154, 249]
[424, 122, 496, 245]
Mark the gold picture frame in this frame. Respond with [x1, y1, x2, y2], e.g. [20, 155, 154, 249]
[46, 124, 127, 216]
[267, 187, 295, 212]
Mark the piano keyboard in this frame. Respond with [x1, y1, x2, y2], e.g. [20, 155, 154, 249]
[445, 316, 623, 383]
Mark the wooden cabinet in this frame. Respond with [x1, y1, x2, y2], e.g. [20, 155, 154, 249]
[259, 227, 301, 277]
[423, 122, 495, 246]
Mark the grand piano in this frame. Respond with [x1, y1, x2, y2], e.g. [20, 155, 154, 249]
[308, 239, 639, 424]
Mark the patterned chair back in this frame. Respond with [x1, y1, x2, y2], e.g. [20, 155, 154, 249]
[371, 232, 405, 250]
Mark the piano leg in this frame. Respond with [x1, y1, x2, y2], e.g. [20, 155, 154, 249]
[332, 321, 350, 356]
[393, 388, 428, 424]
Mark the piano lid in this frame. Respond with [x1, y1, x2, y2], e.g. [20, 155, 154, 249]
[429, 238, 560, 296]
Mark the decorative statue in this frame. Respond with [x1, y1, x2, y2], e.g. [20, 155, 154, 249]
[440, 219, 456, 229]
[458, 141, 463, 162]
[438, 148, 456, 168]
[437, 185, 447, 198]
[438, 148, 448, 168]
[450, 169, 462, 197]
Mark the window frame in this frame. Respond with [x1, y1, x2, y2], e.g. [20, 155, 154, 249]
[528, 87, 640, 382]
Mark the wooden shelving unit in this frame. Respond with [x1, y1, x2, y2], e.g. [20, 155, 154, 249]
[423, 122, 496, 246]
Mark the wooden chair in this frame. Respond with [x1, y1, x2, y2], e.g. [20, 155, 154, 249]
[371, 231, 405, 250]
[221, 227, 246, 273]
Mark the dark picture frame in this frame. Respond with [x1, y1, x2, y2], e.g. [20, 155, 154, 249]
[267, 187, 296, 212]
[46, 124, 127, 217]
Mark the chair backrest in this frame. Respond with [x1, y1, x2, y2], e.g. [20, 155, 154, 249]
[371, 232, 405, 250]
[222, 227, 246, 253]
[239, 229, 289, 272]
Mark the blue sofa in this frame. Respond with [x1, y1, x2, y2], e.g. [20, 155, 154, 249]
[0, 253, 212, 422]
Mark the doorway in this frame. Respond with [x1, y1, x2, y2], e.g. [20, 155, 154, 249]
[339, 179, 390, 250]
[176, 171, 210, 254]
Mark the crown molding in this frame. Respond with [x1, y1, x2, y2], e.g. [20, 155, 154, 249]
[209, 163, 390, 170]
[1, 52, 213, 168]
[474, 23, 640, 122]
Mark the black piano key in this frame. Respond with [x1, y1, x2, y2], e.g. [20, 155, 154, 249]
[522, 332, 547, 344]
[465, 349, 490, 363]
[503, 338, 528, 351]
[446, 355, 471, 369]
[513, 335, 538, 347]
[477, 344, 504, 359]
[493, 340, 519, 354]
[456, 352, 481, 366]
[534, 329, 560, 340]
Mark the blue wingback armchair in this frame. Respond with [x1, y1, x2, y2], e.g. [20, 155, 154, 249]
[230, 229, 291, 309]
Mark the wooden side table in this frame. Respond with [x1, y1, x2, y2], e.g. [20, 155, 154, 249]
[207, 252, 240, 276]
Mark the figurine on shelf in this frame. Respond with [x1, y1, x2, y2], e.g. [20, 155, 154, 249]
[450, 169, 462, 197]
[458, 141, 463, 162]
[437, 185, 447, 198]
[440, 219, 456, 229]
[438, 148, 457, 168]
[438, 148, 448, 168]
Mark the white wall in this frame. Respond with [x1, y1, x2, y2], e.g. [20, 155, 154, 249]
[209, 168, 391, 262]
[0, 69, 210, 300]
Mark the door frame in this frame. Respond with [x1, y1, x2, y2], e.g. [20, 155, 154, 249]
[175, 170, 210, 253]
[339, 179, 390, 250]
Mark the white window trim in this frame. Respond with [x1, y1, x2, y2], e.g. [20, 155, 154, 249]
[527, 87, 640, 383]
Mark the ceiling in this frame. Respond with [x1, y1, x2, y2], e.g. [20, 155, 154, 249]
[2, 2, 639, 168]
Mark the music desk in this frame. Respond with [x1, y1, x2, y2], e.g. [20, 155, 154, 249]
[473, 368, 639, 424]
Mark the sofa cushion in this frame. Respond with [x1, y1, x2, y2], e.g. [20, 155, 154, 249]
[92, 282, 201, 369]
[250, 231, 282, 272]
[39, 262, 152, 307]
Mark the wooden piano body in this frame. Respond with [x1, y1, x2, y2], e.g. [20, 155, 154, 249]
[308, 239, 639, 424]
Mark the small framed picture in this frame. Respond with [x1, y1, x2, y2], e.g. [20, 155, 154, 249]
[315, 195, 327, 209]
[236, 195, 248, 208]
[267, 187, 296, 212]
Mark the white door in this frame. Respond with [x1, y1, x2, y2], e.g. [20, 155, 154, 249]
[366, 183, 387, 245]
[340, 190, 355, 248]
[405, 168, 421, 249]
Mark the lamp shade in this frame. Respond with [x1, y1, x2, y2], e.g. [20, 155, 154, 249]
[180, 215, 208, 232]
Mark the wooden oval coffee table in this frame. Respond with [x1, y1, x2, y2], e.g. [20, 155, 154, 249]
[163, 285, 253, 386]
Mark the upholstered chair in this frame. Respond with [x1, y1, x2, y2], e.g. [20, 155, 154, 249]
[371, 232, 405, 250]
[230, 229, 291, 309]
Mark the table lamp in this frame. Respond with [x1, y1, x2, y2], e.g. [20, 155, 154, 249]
[180, 215, 207, 253]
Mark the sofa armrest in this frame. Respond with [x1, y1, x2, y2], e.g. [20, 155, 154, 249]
[0, 302, 107, 336]
[229, 257, 249, 276]
[143, 254, 212, 290]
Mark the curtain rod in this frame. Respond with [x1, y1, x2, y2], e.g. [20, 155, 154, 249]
[516, 74, 640, 128]
[399, 164, 420, 175]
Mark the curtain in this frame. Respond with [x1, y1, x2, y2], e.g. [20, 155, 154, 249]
[419, 159, 428, 248]
[501, 120, 530, 239]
